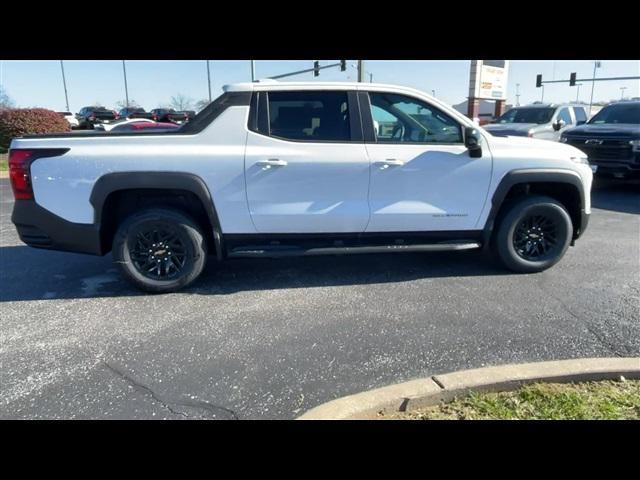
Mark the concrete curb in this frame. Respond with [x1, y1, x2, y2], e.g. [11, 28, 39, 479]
[297, 357, 640, 420]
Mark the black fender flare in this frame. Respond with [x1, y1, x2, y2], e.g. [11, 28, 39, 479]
[90, 171, 224, 260]
[482, 168, 587, 247]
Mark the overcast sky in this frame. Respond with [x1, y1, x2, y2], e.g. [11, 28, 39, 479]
[1, 60, 638, 112]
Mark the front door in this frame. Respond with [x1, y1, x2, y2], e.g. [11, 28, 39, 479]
[244, 90, 370, 233]
[362, 91, 493, 232]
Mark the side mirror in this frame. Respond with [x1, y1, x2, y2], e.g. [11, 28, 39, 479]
[465, 127, 483, 158]
[553, 119, 565, 131]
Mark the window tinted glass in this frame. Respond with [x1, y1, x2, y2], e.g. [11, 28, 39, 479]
[267, 91, 351, 142]
[369, 92, 462, 143]
[498, 107, 555, 124]
[589, 103, 640, 125]
[574, 107, 587, 123]
[557, 108, 572, 124]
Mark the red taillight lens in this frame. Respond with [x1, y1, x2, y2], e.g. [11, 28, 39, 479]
[9, 149, 35, 200]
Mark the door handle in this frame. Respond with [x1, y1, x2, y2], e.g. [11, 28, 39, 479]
[375, 159, 404, 169]
[257, 158, 288, 168]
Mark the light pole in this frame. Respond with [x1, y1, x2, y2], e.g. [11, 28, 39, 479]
[541, 84, 545, 102]
[369, 72, 373, 83]
[620, 86, 627, 100]
[122, 60, 129, 107]
[60, 60, 70, 112]
[576, 83, 583, 102]
[516, 83, 520, 106]
[251, 60, 256, 82]
[432, 89, 436, 98]
[206, 60, 212, 102]
[589, 60, 601, 116]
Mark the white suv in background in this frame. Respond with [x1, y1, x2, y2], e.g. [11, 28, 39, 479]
[485, 103, 589, 141]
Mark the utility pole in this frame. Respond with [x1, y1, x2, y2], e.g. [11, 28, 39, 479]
[206, 60, 212, 102]
[122, 60, 129, 107]
[251, 60, 256, 82]
[589, 60, 600, 116]
[516, 83, 520, 106]
[432, 89, 436, 98]
[357, 60, 364, 82]
[620, 86, 627, 100]
[369, 72, 373, 83]
[60, 60, 70, 112]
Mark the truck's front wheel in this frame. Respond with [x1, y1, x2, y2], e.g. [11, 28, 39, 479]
[494, 195, 573, 273]
[113, 208, 207, 293]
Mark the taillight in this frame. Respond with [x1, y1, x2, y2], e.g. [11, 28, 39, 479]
[9, 149, 35, 200]
[152, 115, 158, 121]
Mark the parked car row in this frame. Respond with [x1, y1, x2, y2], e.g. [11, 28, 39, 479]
[484, 100, 640, 179]
[57, 106, 196, 130]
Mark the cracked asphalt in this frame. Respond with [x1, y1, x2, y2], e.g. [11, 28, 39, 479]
[1, 177, 638, 419]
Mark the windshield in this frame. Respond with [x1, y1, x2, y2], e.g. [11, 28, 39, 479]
[497, 107, 555, 124]
[588, 103, 640, 125]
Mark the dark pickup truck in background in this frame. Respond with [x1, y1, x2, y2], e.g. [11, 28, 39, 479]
[561, 101, 640, 179]
[150, 108, 188, 124]
[76, 106, 118, 129]
[118, 107, 154, 120]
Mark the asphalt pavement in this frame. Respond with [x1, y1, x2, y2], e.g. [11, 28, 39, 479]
[0, 177, 638, 419]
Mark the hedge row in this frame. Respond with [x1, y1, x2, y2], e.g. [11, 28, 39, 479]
[0, 108, 70, 152]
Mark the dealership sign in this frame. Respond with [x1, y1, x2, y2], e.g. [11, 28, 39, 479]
[469, 60, 510, 101]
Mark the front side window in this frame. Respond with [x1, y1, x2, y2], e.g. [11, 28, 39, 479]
[267, 91, 351, 142]
[368, 92, 462, 143]
[557, 108, 573, 125]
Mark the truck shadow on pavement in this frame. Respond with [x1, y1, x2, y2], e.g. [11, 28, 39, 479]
[0, 247, 506, 302]
[591, 178, 640, 215]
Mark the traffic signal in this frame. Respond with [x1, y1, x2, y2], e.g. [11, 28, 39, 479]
[569, 72, 577, 86]
[536, 74, 542, 88]
[340, 60, 346, 71]
[314, 61, 320, 77]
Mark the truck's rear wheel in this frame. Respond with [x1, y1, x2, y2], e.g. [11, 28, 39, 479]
[113, 208, 207, 293]
[494, 195, 572, 273]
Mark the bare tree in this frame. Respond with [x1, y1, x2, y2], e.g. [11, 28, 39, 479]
[0, 86, 15, 109]
[170, 93, 194, 111]
[195, 99, 211, 112]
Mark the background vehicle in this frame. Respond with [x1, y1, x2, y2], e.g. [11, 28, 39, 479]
[110, 121, 180, 132]
[117, 107, 154, 120]
[150, 108, 187, 124]
[9, 82, 592, 293]
[56, 111, 79, 129]
[485, 103, 589, 141]
[94, 118, 156, 131]
[561, 100, 640, 179]
[180, 110, 197, 122]
[76, 106, 117, 129]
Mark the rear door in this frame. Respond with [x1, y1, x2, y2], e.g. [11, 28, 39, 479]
[244, 89, 370, 233]
[361, 90, 492, 232]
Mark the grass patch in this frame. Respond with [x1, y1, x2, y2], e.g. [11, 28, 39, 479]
[383, 380, 640, 420]
[0, 153, 7, 172]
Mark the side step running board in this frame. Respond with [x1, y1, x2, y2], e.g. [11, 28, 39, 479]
[228, 242, 482, 259]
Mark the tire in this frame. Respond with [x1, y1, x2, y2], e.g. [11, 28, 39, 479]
[494, 195, 573, 273]
[112, 208, 207, 293]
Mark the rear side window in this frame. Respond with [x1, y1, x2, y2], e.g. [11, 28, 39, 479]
[573, 107, 587, 124]
[267, 91, 351, 142]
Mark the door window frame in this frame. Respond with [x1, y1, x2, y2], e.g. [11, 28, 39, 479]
[248, 90, 364, 143]
[358, 91, 464, 145]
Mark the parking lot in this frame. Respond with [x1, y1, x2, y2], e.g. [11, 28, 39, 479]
[0, 177, 638, 419]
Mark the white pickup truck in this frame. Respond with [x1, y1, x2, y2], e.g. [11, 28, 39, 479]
[9, 81, 593, 292]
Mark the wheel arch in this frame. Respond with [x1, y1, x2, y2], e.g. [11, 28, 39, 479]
[90, 172, 224, 259]
[483, 169, 587, 247]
